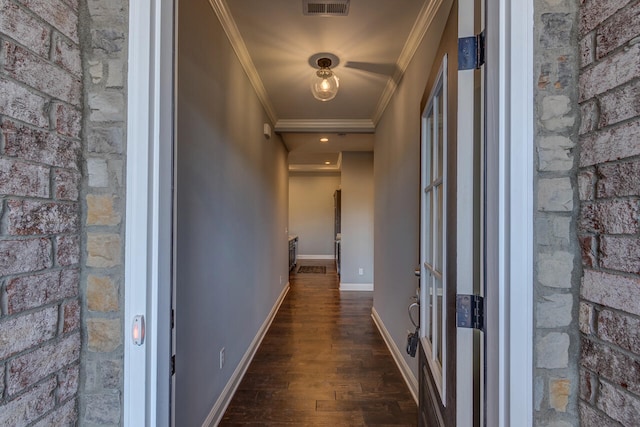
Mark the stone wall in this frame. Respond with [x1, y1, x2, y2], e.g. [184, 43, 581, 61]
[0, 0, 83, 424]
[0, 0, 128, 425]
[79, 0, 128, 425]
[577, 0, 640, 425]
[533, 0, 581, 425]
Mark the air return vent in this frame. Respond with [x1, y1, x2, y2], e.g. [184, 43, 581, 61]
[303, 0, 350, 16]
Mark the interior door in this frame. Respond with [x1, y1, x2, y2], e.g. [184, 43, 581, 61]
[418, 0, 485, 425]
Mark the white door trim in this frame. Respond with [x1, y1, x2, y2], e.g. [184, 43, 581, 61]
[495, 0, 534, 425]
[457, 0, 476, 424]
[124, 0, 174, 425]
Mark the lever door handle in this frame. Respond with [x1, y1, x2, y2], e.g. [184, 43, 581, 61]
[408, 302, 419, 328]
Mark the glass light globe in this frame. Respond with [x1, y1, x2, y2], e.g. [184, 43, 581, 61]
[310, 60, 339, 101]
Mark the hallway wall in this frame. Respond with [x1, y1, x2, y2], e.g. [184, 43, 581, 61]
[372, 0, 453, 381]
[288, 172, 341, 257]
[340, 152, 374, 286]
[176, 1, 289, 425]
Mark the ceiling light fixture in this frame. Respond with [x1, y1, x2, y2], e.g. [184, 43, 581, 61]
[325, 161, 331, 165]
[311, 58, 339, 102]
[320, 137, 329, 142]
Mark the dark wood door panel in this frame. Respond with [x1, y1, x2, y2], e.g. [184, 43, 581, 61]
[419, 345, 445, 427]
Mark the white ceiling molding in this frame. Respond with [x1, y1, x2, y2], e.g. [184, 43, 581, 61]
[275, 119, 375, 133]
[371, 0, 446, 125]
[208, 0, 278, 124]
[288, 164, 342, 172]
[289, 151, 342, 172]
[210, 0, 443, 134]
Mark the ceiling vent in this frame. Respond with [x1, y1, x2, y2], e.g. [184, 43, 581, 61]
[303, 0, 350, 16]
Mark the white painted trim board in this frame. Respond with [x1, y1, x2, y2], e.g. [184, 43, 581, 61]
[297, 254, 335, 260]
[124, 0, 174, 425]
[500, 0, 534, 425]
[202, 283, 290, 427]
[457, 0, 474, 422]
[275, 119, 375, 133]
[124, 1, 152, 423]
[340, 282, 374, 291]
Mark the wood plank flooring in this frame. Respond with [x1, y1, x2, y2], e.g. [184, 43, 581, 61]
[220, 260, 418, 426]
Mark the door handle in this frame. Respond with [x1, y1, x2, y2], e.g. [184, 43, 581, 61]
[414, 269, 420, 278]
[408, 302, 420, 328]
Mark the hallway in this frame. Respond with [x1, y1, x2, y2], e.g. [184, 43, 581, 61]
[220, 260, 418, 426]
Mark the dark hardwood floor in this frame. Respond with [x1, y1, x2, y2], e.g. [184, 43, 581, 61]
[220, 260, 418, 426]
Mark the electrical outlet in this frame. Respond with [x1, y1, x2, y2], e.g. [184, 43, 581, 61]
[219, 348, 225, 369]
[358, 268, 364, 276]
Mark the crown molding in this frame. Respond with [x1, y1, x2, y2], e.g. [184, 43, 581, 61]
[210, 0, 444, 131]
[371, 0, 446, 125]
[208, 0, 278, 124]
[275, 119, 375, 133]
[288, 152, 342, 173]
[288, 164, 342, 172]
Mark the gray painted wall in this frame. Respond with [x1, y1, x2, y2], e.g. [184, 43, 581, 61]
[340, 152, 375, 284]
[373, 2, 452, 378]
[175, 1, 289, 425]
[288, 172, 341, 257]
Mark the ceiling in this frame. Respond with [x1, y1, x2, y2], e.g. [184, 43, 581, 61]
[210, 0, 437, 171]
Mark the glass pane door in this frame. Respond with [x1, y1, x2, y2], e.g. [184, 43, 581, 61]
[420, 55, 448, 403]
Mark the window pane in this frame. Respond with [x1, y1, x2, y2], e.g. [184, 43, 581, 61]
[431, 101, 438, 181]
[435, 184, 443, 271]
[424, 190, 432, 263]
[437, 90, 444, 177]
[419, 55, 447, 403]
[436, 277, 443, 365]
[427, 272, 433, 343]
[424, 116, 433, 185]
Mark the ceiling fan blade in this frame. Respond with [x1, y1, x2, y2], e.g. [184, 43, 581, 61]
[343, 61, 399, 77]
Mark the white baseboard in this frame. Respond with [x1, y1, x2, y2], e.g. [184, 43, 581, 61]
[340, 282, 374, 291]
[371, 307, 419, 404]
[202, 283, 290, 427]
[297, 254, 335, 260]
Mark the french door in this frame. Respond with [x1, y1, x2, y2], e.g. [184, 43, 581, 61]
[418, 0, 486, 425]
[419, 49, 452, 426]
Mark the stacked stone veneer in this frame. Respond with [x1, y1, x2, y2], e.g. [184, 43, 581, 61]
[0, 0, 128, 425]
[577, 0, 640, 425]
[0, 0, 82, 424]
[79, 0, 128, 425]
[533, 0, 581, 425]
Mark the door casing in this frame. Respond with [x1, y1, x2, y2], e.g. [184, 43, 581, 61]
[123, 0, 534, 424]
[123, 0, 174, 425]
[485, 0, 535, 424]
